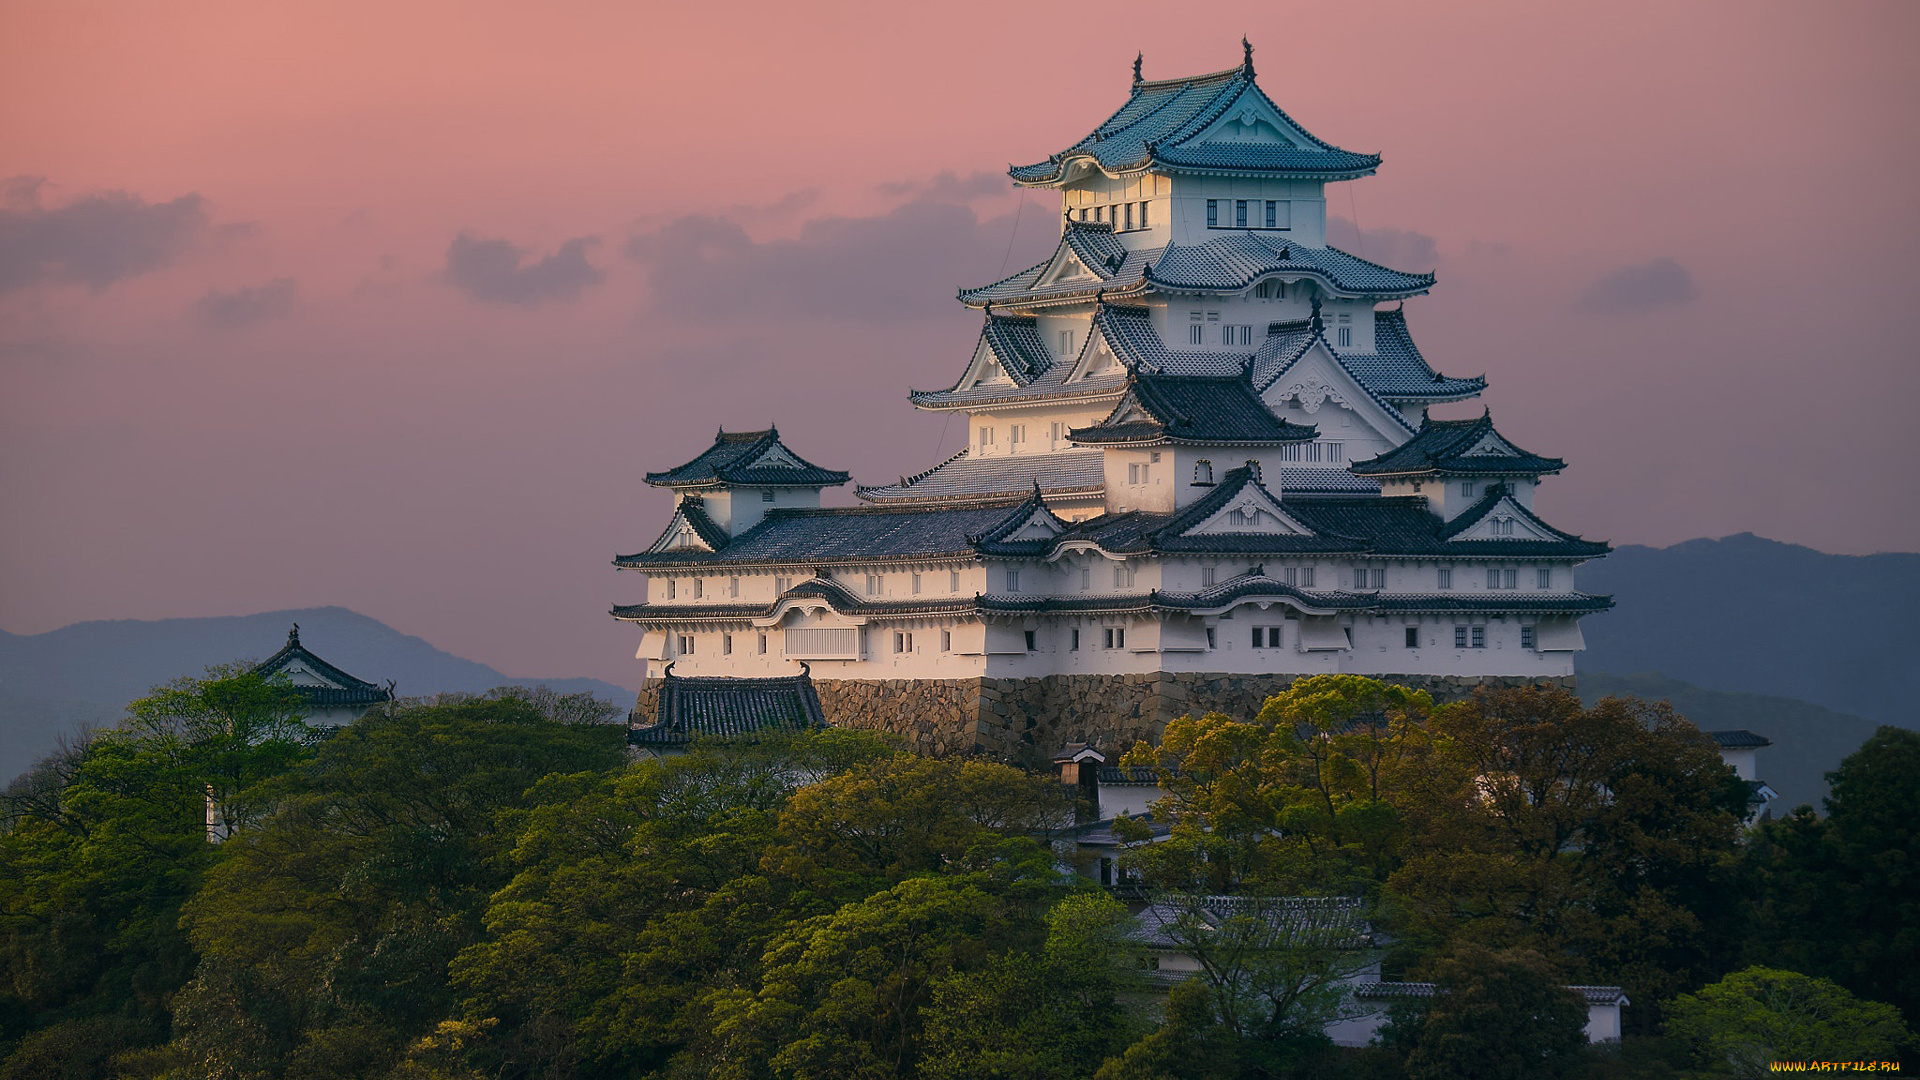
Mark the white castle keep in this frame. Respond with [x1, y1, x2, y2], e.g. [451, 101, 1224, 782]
[612, 45, 1610, 756]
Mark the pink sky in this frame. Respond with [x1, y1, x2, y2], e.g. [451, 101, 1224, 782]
[3, 0, 1916, 689]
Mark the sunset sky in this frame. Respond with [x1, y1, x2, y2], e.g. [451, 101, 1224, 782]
[3, 0, 1916, 689]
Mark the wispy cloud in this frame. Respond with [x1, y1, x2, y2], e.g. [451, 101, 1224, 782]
[0, 177, 214, 292]
[192, 278, 298, 330]
[1577, 256, 1698, 314]
[442, 232, 603, 306]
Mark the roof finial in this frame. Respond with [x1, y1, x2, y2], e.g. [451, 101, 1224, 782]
[288, 623, 300, 645]
[1133, 52, 1144, 85]
[1309, 296, 1323, 334]
[1242, 36, 1255, 75]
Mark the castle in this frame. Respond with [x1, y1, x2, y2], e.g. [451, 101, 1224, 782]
[613, 44, 1610, 759]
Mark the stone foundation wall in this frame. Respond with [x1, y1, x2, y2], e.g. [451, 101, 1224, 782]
[632, 672, 1575, 765]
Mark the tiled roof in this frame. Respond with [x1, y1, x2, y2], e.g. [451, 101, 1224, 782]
[645, 428, 850, 490]
[980, 314, 1053, 384]
[856, 448, 1107, 505]
[614, 500, 1031, 569]
[1097, 304, 1244, 376]
[1354, 982, 1627, 1006]
[628, 665, 825, 746]
[1008, 57, 1380, 185]
[639, 496, 733, 556]
[1342, 309, 1485, 400]
[1247, 312, 1420, 437]
[1434, 484, 1606, 553]
[1278, 467, 1380, 494]
[1349, 412, 1564, 477]
[1288, 492, 1609, 558]
[251, 625, 393, 709]
[907, 319, 1131, 410]
[1069, 373, 1317, 446]
[1146, 232, 1432, 298]
[959, 233, 1428, 308]
[1712, 729, 1773, 749]
[1130, 895, 1374, 951]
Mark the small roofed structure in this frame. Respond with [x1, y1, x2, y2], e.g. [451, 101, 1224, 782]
[627, 663, 825, 756]
[1333, 982, 1629, 1045]
[250, 624, 393, 726]
[1711, 730, 1778, 822]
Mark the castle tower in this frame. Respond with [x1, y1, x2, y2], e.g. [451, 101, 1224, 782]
[612, 47, 1610, 759]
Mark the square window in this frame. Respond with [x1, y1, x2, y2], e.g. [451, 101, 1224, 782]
[1437, 568, 1453, 590]
[1537, 568, 1552, 589]
[1455, 626, 1469, 648]
[1268, 627, 1283, 647]
[1405, 627, 1420, 648]
[761, 489, 775, 503]
[867, 574, 883, 595]
[1371, 568, 1386, 589]
[1471, 626, 1486, 648]
[1462, 481, 1475, 498]
[1300, 567, 1315, 587]
[1354, 567, 1370, 589]
[1521, 625, 1537, 649]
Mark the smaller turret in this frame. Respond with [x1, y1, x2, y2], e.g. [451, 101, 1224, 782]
[644, 427, 849, 536]
[1347, 411, 1564, 521]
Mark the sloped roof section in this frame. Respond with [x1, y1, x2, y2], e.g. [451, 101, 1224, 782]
[645, 428, 850, 490]
[960, 233, 1429, 309]
[251, 625, 394, 710]
[1340, 309, 1485, 400]
[1349, 412, 1563, 477]
[1071, 375, 1317, 447]
[615, 501, 1031, 569]
[629, 664, 825, 747]
[980, 314, 1053, 384]
[1009, 53, 1380, 185]
[857, 447, 1108, 505]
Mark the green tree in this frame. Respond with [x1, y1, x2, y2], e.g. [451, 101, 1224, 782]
[1743, 727, 1920, 1025]
[1387, 688, 1747, 1016]
[1094, 980, 1237, 1080]
[1402, 945, 1588, 1080]
[165, 694, 625, 1080]
[918, 892, 1145, 1080]
[125, 664, 312, 838]
[1664, 966, 1910, 1078]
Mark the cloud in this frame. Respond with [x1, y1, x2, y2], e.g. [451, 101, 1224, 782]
[623, 193, 1045, 324]
[875, 170, 1009, 202]
[1327, 216, 1439, 270]
[192, 278, 297, 329]
[442, 232, 603, 306]
[1576, 256, 1699, 314]
[0, 177, 212, 292]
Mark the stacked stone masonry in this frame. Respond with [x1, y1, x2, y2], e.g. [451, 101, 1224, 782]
[632, 673, 1575, 767]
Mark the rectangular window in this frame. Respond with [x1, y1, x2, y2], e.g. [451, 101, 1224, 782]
[1006, 569, 1021, 593]
[665, 578, 676, 600]
[1010, 424, 1025, 447]
[1455, 626, 1469, 648]
[1265, 200, 1277, 228]
[1127, 462, 1141, 485]
[979, 427, 993, 450]
[1304, 443, 1322, 463]
[1138, 201, 1149, 229]
[1205, 627, 1216, 649]
[1114, 564, 1136, 588]
[1504, 568, 1519, 589]
[892, 631, 905, 653]
[1070, 628, 1080, 651]
[911, 572, 922, 595]
[1201, 566, 1216, 587]
[1058, 330, 1073, 355]
[1462, 481, 1475, 498]
[1189, 322, 1205, 345]
[1471, 626, 1486, 648]
[950, 569, 961, 592]
[761, 489, 775, 503]
[1338, 327, 1352, 347]
[678, 634, 694, 654]
[867, 573, 883, 595]
[1437, 567, 1453, 590]
[1405, 626, 1420, 648]
[1079, 567, 1091, 591]
[1049, 421, 1064, 447]
[1104, 628, 1117, 649]
[941, 629, 952, 652]
[1354, 566, 1370, 589]
[1537, 568, 1552, 589]
[1325, 442, 1343, 463]
[776, 575, 792, 594]
[728, 576, 740, 598]
[1024, 629, 1037, 651]
[1235, 200, 1248, 227]
[1300, 567, 1315, 587]
[757, 632, 768, 654]
[1371, 568, 1386, 589]
[1269, 627, 1283, 647]
[1279, 443, 1301, 462]
[1487, 568, 1501, 589]
[692, 579, 703, 599]
[1114, 627, 1126, 649]
[1123, 202, 1133, 230]
[723, 633, 732, 655]
[1521, 625, 1537, 649]
[1206, 199, 1219, 227]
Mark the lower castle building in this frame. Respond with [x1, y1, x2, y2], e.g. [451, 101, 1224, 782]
[611, 47, 1610, 758]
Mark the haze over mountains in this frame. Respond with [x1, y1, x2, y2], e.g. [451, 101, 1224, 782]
[2, 534, 1913, 805]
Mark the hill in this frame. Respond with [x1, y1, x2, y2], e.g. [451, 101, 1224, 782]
[1574, 533, 1918, 728]
[0, 607, 635, 784]
[1577, 671, 1890, 814]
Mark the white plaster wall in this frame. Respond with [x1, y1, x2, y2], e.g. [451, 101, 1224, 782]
[1164, 175, 1326, 246]
[969, 407, 1116, 458]
[1060, 173, 1174, 249]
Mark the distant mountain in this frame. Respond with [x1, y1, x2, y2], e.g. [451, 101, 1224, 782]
[1576, 534, 1918, 729]
[1578, 671, 1891, 814]
[0, 607, 636, 784]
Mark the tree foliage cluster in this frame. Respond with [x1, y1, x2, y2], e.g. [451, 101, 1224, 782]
[0, 671, 1912, 1079]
